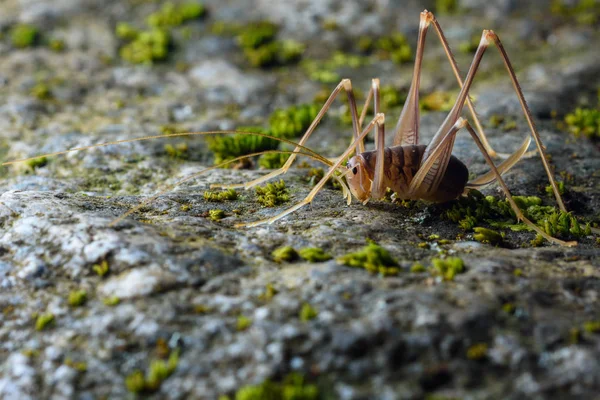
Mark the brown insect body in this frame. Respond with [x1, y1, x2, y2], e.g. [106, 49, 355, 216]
[347, 145, 468, 203]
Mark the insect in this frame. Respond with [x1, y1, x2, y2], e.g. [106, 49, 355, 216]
[2, 10, 576, 246]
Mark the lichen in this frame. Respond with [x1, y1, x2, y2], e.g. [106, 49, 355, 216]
[271, 245, 299, 263]
[35, 313, 55, 331]
[204, 189, 238, 202]
[337, 242, 399, 276]
[234, 373, 319, 400]
[299, 303, 318, 321]
[11, 24, 38, 48]
[68, 290, 88, 307]
[431, 257, 464, 281]
[255, 180, 290, 207]
[299, 247, 332, 263]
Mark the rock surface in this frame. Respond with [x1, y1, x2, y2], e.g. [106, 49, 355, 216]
[0, 0, 599, 399]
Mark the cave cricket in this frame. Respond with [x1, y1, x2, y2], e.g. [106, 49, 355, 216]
[2, 10, 581, 246]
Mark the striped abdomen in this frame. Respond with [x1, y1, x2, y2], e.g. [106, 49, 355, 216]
[360, 145, 469, 202]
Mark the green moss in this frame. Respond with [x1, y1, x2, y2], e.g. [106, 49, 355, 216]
[93, 260, 110, 277]
[209, 209, 226, 221]
[259, 152, 289, 169]
[207, 127, 278, 165]
[255, 180, 290, 207]
[35, 313, 55, 331]
[116, 22, 139, 40]
[269, 104, 319, 139]
[237, 21, 278, 49]
[466, 343, 488, 360]
[545, 181, 565, 196]
[49, 38, 66, 52]
[237, 315, 252, 331]
[337, 242, 399, 276]
[164, 142, 189, 159]
[26, 156, 48, 169]
[147, 2, 206, 28]
[64, 357, 87, 372]
[564, 107, 600, 139]
[119, 28, 170, 64]
[11, 24, 38, 48]
[299, 303, 318, 321]
[299, 247, 332, 263]
[374, 33, 412, 64]
[410, 263, 426, 273]
[31, 83, 53, 100]
[204, 189, 238, 202]
[431, 257, 464, 281]
[103, 296, 120, 306]
[126, 350, 179, 393]
[473, 227, 503, 245]
[551, 0, 600, 25]
[236, 21, 304, 68]
[420, 91, 455, 112]
[258, 283, 278, 301]
[234, 373, 319, 400]
[301, 51, 365, 84]
[583, 321, 600, 333]
[272, 245, 299, 263]
[435, 0, 459, 14]
[68, 290, 87, 307]
[446, 190, 590, 243]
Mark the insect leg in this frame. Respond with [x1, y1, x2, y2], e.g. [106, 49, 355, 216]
[215, 79, 363, 190]
[371, 81, 387, 199]
[486, 31, 567, 212]
[427, 11, 500, 158]
[393, 10, 430, 146]
[236, 114, 385, 228]
[464, 121, 576, 247]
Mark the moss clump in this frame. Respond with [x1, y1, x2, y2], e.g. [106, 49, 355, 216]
[116, 22, 140, 40]
[209, 209, 226, 221]
[11, 24, 38, 48]
[299, 247, 332, 263]
[103, 296, 120, 306]
[435, 0, 459, 14]
[31, 82, 53, 100]
[93, 260, 110, 277]
[301, 51, 365, 84]
[68, 290, 87, 307]
[126, 350, 179, 393]
[234, 373, 319, 400]
[35, 313, 55, 331]
[119, 28, 171, 65]
[420, 91, 456, 112]
[431, 257, 464, 281]
[236, 21, 304, 68]
[473, 227, 503, 245]
[237, 315, 252, 331]
[299, 303, 318, 321]
[272, 245, 299, 263]
[583, 321, 600, 333]
[26, 156, 48, 169]
[564, 107, 600, 139]
[204, 189, 238, 202]
[269, 104, 319, 139]
[207, 127, 279, 165]
[164, 143, 188, 159]
[446, 190, 591, 242]
[258, 283, 278, 301]
[146, 2, 206, 29]
[259, 152, 289, 169]
[466, 343, 488, 360]
[374, 33, 412, 64]
[255, 180, 290, 207]
[551, 0, 600, 25]
[49, 38, 66, 52]
[337, 242, 399, 276]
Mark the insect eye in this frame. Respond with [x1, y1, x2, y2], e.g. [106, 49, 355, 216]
[352, 167, 358, 175]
